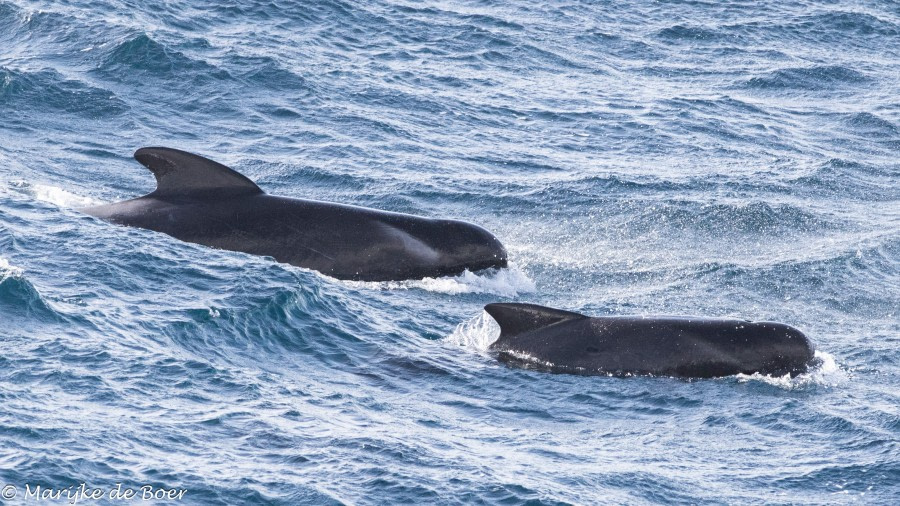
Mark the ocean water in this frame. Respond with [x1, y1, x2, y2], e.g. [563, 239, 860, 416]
[1, 0, 898, 503]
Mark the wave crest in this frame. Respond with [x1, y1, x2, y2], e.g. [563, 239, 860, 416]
[95, 33, 229, 83]
[742, 65, 869, 91]
[446, 310, 500, 351]
[736, 351, 846, 389]
[338, 263, 535, 297]
[0, 256, 23, 280]
[0, 66, 127, 117]
[0, 257, 57, 319]
[11, 181, 102, 207]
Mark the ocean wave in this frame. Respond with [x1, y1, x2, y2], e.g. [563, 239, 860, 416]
[627, 199, 834, 235]
[228, 54, 309, 92]
[446, 309, 500, 351]
[10, 181, 103, 207]
[94, 33, 230, 82]
[0, 66, 127, 117]
[0, 3, 74, 46]
[790, 11, 899, 38]
[0, 257, 56, 319]
[842, 112, 899, 137]
[338, 263, 535, 297]
[576, 31, 664, 60]
[687, 237, 900, 316]
[0, 256, 23, 280]
[655, 24, 729, 43]
[715, 10, 899, 48]
[790, 158, 900, 201]
[741, 65, 869, 91]
[735, 351, 846, 390]
[660, 95, 770, 118]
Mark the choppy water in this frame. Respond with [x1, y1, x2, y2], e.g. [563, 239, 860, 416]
[1, 0, 899, 504]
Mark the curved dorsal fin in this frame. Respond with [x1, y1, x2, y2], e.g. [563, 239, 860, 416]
[135, 147, 263, 198]
[484, 303, 586, 338]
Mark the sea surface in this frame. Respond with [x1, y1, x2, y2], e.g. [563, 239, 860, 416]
[1, 0, 899, 504]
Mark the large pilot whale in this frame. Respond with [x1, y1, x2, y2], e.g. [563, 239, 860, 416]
[81, 147, 508, 281]
[484, 303, 815, 378]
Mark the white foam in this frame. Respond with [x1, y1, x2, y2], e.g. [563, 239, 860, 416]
[735, 351, 845, 389]
[446, 310, 501, 351]
[340, 263, 535, 297]
[0, 257, 24, 281]
[11, 181, 102, 207]
[33, 184, 102, 207]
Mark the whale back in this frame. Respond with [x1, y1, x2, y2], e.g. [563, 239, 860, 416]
[135, 146, 263, 199]
[81, 146, 509, 282]
[483, 303, 815, 377]
[484, 303, 586, 343]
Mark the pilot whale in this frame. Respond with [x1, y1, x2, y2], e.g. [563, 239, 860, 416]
[81, 147, 508, 281]
[484, 303, 815, 378]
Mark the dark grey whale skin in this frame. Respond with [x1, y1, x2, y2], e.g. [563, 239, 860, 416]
[484, 303, 815, 378]
[81, 147, 508, 281]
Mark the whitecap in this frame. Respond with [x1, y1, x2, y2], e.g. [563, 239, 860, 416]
[339, 262, 535, 297]
[735, 351, 846, 389]
[11, 181, 102, 207]
[31, 183, 102, 207]
[446, 310, 501, 351]
[0, 256, 24, 281]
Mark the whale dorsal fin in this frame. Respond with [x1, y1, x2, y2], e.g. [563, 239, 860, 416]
[484, 303, 586, 338]
[135, 147, 263, 199]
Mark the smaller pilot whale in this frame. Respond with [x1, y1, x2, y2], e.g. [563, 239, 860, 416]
[484, 303, 815, 378]
[81, 147, 508, 281]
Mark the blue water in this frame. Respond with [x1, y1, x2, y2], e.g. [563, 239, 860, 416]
[1, 0, 898, 503]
